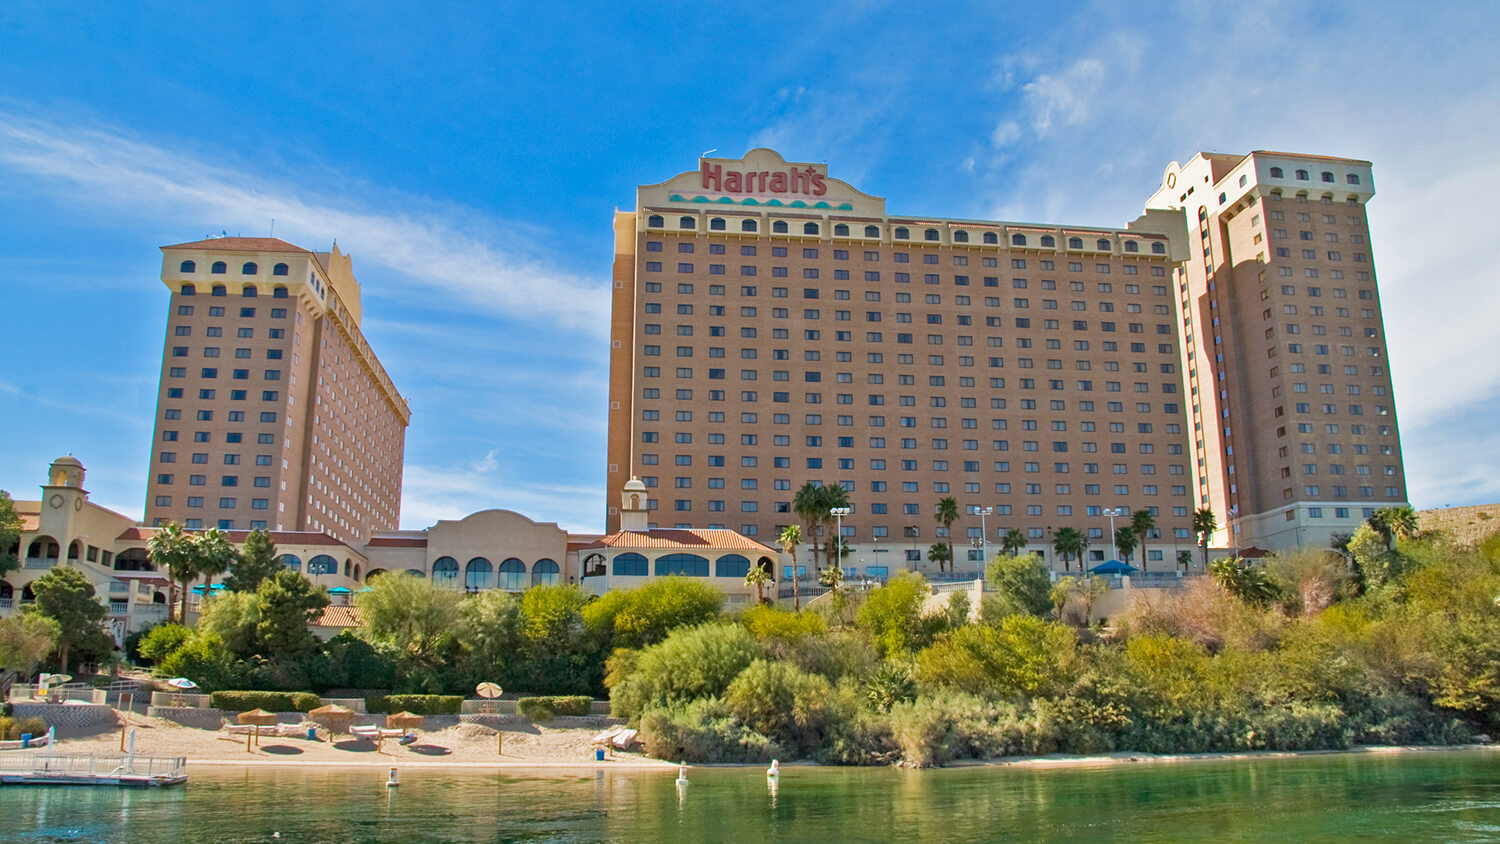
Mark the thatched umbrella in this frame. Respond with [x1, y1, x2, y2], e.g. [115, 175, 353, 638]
[386, 711, 423, 732]
[238, 708, 278, 748]
[308, 703, 355, 736]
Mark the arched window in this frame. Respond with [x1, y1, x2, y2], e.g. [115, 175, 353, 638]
[834, 223, 849, 237]
[983, 232, 998, 244]
[241, 262, 258, 275]
[1321, 171, 1335, 183]
[1239, 174, 1248, 187]
[773, 220, 788, 233]
[953, 231, 968, 243]
[1270, 166, 1284, 178]
[211, 261, 228, 274]
[1218, 192, 1227, 204]
[405, 568, 426, 578]
[1011, 233, 1027, 246]
[655, 553, 709, 577]
[1346, 173, 1360, 185]
[714, 554, 750, 578]
[1124, 241, 1138, 253]
[211, 284, 227, 297]
[864, 225, 880, 238]
[679, 216, 696, 230]
[647, 215, 664, 228]
[1151, 242, 1166, 255]
[272, 263, 289, 276]
[0, 581, 10, 602]
[307, 554, 337, 576]
[1040, 235, 1055, 248]
[432, 556, 459, 588]
[497, 558, 527, 590]
[710, 217, 726, 231]
[352, 565, 362, 582]
[179, 260, 196, 273]
[741, 219, 758, 233]
[531, 559, 560, 587]
[272, 286, 288, 298]
[1295, 169, 1309, 180]
[1068, 237, 1083, 249]
[180, 283, 196, 296]
[1097, 238, 1111, 250]
[1198, 207, 1209, 220]
[465, 557, 493, 591]
[280, 553, 302, 572]
[924, 228, 939, 241]
[343, 559, 352, 577]
[242, 285, 258, 298]
[613, 552, 648, 576]
[803, 222, 819, 235]
[893, 227, 909, 240]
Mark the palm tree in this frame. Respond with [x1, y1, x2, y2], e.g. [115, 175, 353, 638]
[1193, 507, 1217, 570]
[1130, 509, 1157, 573]
[1052, 527, 1087, 573]
[195, 527, 237, 595]
[820, 484, 851, 571]
[927, 542, 952, 573]
[1370, 505, 1418, 550]
[778, 524, 803, 611]
[147, 522, 195, 623]
[1114, 526, 1137, 565]
[934, 497, 960, 573]
[1000, 528, 1027, 557]
[793, 483, 826, 572]
[744, 559, 772, 604]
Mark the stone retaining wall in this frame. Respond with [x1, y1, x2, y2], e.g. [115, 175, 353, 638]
[10, 703, 118, 731]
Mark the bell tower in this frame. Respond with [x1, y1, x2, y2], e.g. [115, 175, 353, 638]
[620, 476, 649, 532]
[38, 455, 88, 562]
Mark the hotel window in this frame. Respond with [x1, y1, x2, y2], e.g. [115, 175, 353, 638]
[710, 217, 726, 231]
[773, 220, 788, 233]
[742, 219, 757, 232]
[894, 227, 909, 239]
[647, 215, 663, 227]
[834, 223, 849, 236]
[804, 222, 819, 235]
[865, 225, 880, 237]
[679, 216, 695, 229]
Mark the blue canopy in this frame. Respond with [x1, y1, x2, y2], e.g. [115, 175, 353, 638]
[1090, 560, 1138, 575]
[327, 586, 352, 594]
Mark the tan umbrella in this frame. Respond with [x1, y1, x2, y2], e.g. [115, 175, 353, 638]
[386, 711, 423, 731]
[237, 708, 278, 748]
[308, 703, 355, 736]
[475, 682, 502, 714]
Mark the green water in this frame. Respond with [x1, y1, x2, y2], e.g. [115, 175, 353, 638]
[3, 751, 1499, 842]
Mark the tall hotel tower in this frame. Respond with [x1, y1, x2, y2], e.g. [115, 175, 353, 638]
[1145, 153, 1406, 551]
[607, 149, 1200, 569]
[144, 238, 409, 546]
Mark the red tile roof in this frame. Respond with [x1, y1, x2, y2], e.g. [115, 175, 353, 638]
[114, 527, 351, 549]
[365, 537, 428, 548]
[582, 529, 776, 554]
[162, 237, 310, 253]
[313, 606, 362, 628]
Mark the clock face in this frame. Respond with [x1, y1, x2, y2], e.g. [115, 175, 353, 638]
[48, 494, 64, 509]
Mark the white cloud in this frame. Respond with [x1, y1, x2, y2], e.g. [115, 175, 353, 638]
[990, 120, 1021, 147]
[0, 110, 609, 335]
[1021, 58, 1105, 134]
[473, 450, 498, 474]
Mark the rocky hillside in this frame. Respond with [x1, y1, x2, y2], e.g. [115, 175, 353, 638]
[1418, 503, 1500, 546]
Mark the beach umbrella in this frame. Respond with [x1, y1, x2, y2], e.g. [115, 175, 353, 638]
[308, 703, 355, 736]
[476, 682, 502, 699]
[386, 711, 423, 731]
[41, 673, 71, 685]
[166, 678, 198, 690]
[238, 708, 279, 747]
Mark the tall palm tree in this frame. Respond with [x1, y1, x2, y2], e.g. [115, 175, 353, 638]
[1000, 528, 1027, 557]
[1131, 509, 1157, 573]
[1052, 527, 1087, 573]
[195, 527, 237, 595]
[1371, 505, 1418, 550]
[1192, 507, 1217, 570]
[1114, 526, 1137, 565]
[147, 522, 195, 623]
[820, 484, 852, 571]
[778, 524, 803, 611]
[793, 483, 825, 572]
[927, 542, 951, 573]
[934, 497, 960, 573]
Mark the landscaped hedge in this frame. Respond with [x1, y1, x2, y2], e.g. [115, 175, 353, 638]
[209, 691, 320, 712]
[365, 694, 463, 715]
[518, 696, 593, 720]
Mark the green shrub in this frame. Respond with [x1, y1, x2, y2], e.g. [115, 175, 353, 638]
[366, 694, 462, 715]
[208, 691, 320, 712]
[137, 623, 193, 667]
[518, 695, 593, 720]
[606, 623, 763, 722]
[0, 716, 49, 741]
[887, 692, 1035, 767]
[637, 697, 775, 763]
[724, 659, 834, 753]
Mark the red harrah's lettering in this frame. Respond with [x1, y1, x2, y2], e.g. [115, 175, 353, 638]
[701, 161, 828, 197]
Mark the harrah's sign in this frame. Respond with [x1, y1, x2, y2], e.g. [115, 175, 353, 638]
[701, 161, 828, 197]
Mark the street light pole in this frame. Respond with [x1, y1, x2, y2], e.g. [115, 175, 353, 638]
[830, 507, 851, 567]
[974, 506, 993, 565]
[1103, 506, 1130, 562]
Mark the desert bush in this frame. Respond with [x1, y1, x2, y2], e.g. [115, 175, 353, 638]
[887, 692, 1035, 767]
[723, 659, 835, 753]
[517, 695, 593, 720]
[606, 623, 763, 722]
[637, 697, 775, 763]
[0, 716, 48, 741]
[917, 616, 1078, 699]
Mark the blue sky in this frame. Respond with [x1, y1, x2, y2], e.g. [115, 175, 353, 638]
[2, 1, 1497, 532]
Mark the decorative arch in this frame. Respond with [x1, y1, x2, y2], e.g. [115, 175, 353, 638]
[465, 557, 493, 591]
[211, 284, 227, 296]
[114, 548, 152, 571]
[1096, 238, 1111, 250]
[67, 540, 83, 561]
[180, 283, 196, 296]
[714, 554, 750, 578]
[1068, 237, 1083, 249]
[242, 284, 258, 298]
[353, 564, 361, 582]
[404, 568, 426, 578]
[307, 554, 337, 576]
[432, 556, 459, 588]
[26, 537, 59, 561]
[0, 581, 11, 603]
[1040, 235, 1056, 248]
[953, 230, 969, 243]
[343, 559, 352, 578]
[923, 228, 939, 241]
[179, 260, 196, 273]
[1011, 233, 1027, 246]
[1124, 241, 1139, 253]
[582, 553, 607, 578]
[280, 553, 302, 572]
[678, 215, 696, 230]
[365, 568, 386, 581]
[655, 553, 708, 577]
[893, 227, 909, 240]
[531, 559, 560, 587]
[772, 220, 788, 233]
[803, 222, 819, 235]
[833, 223, 849, 237]
[1151, 242, 1166, 254]
[497, 558, 527, 590]
[241, 262, 258, 275]
[613, 552, 647, 577]
[710, 217, 726, 231]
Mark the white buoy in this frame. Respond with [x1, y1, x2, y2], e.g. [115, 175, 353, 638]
[767, 759, 780, 778]
[675, 762, 689, 785]
[386, 767, 399, 787]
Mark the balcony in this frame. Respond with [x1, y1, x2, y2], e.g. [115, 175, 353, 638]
[0, 598, 11, 610]
[109, 601, 129, 615]
[23, 557, 56, 570]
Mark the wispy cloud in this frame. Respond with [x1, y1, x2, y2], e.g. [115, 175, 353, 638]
[400, 459, 602, 534]
[0, 110, 609, 334]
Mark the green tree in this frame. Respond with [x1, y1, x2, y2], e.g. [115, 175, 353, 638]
[0, 614, 59, 696]
[194, 527, 237, 595]
[855, 572, 933, 656]
[606, 622, 764, 721]
[520, 584, 597, 694]
[581, 577, 724, 650]
[356, 571, 461, 660]
[254, 569, 328, 657]
[1049, 575, 1076, 619]
[136, 623, 193, 666]
[819, 484, 851, 574]
[793, 483, 826, 572]
[453, 589, 523, 683]
[1114, 526, 1138, 564]
[1000, 528, 1027, 557]
[1131, 509, 1157, 573]
[916, 615, 1078, 698]
[27, 566, 107, 673]
[778, 524, 803, 611]
[984, 553, 1052, 618]
[934, 497, 960, 573]
[147, 522, 196, 623]
[927, 541, 951, 573]
[1051, 526, 1088, 573]
[724, 659, 835, 752]
[1370, 505, 1418, 551]
[744, 558, 772, 604]
[1193, 507, 1218, 569]
[1208, 557, 1281, 607]
[0, 490, 23, 582]
[226, 529, 281, 592]
[1348, 522, 1399, 588]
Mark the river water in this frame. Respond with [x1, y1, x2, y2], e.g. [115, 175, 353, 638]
[3, 750, 1498, 842]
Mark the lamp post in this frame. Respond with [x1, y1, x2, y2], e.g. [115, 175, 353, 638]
[830, 507, 852, 567]
[1103, 507, 1130, 562]
[972, 506, 993, 565]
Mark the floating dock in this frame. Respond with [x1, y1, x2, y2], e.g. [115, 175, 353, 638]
[0, 753, 187, 788]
